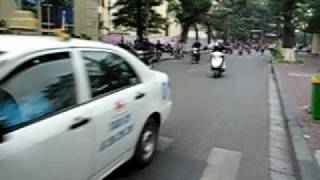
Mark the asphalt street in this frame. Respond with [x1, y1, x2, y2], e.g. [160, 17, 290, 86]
[107, 52, 270, 180]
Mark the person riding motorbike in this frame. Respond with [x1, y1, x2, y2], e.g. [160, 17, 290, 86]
[118, 37, 136, 55]
[155, 40, 163, 62]
[155, 40, 162, 51]
[210, 42, 226, 78]
[174, 40, 184, 59]
[191, 41, 201, 63]
[213, 42, 226, 53]
[192, 41, 202, 49]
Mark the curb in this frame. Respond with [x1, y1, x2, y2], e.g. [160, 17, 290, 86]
[270, 60, 320, 180]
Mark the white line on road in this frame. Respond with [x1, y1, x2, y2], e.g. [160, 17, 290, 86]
[288, 72, 313, 78]
[188, 68, 196, 73]
[200, 148, 242, 180]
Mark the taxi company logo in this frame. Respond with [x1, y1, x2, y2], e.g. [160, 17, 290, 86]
[115, 100, 126, 110]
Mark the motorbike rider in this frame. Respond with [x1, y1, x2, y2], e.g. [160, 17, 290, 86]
[260, 44, 265, 55]
[192, 41, 202, 49]
[155, 40, 163, 61]
[192, 41, 202, 61]
[170, 39, 176, 55]
[155, 40, 162, 51]
[118, 36, 136, 55]
[175, 40, 184, 59]
[213, 42, 226, 53]
[210, 42, 226, 77]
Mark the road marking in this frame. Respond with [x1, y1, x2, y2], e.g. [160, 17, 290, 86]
[288, 72, 313, 78]
[315, 150, 320, 167]
[200, 148, 242, 180]
[157, 136, 175, 152]
[188, 68, 196, 73]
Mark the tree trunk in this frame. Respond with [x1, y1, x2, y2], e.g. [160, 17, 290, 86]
[276, 20, 281, 38]
[194, 24, 199, 41]
[282, 0, 295, 48]
[282, 22, 295, 48]
[165, 24, 169, 36]
[181, 23, 190, 43]
[136, 0, 143, 40]
[207, 25, 212, 44]
[281, 0, 296, 61]
[144, 0, 151, 36]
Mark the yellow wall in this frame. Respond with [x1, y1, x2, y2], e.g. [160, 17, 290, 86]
[74, 0, 99, 39]
[0, 0, 18, 22]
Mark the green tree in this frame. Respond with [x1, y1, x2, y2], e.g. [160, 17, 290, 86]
[304, 0, 320, 33]
[168, 0, 212, 42]
[204, 0, 267, 41]
[269, 0, 301, 48]
[112, 0, 167, 40]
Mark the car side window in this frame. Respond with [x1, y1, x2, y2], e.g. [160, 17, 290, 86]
[82, 51, 140, 97]
[0, 52, 76, 131]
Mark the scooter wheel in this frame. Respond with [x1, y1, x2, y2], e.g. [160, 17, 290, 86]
[213, 71, 220, 78]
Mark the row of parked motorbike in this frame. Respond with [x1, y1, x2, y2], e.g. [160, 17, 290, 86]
[134, 47, 183, 67]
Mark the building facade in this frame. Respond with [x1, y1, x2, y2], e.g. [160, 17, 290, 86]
[0, 0, 18, 23]
[0, 0, 101, 39]
[0, 0, 181, 39]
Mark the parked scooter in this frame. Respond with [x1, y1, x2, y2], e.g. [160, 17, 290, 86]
[174, 48, 183, 59]
[136, 49, 155, 68]
[246, 48, 251, 55]
[210, 51, 226, 78]
[191, 48, 200, 64]
[238, 48, 243, 56]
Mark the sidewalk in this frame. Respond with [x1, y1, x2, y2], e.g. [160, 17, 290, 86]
[274, 53, 320, 155]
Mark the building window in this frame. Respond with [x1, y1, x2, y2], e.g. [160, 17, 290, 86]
[21, 0, 74, 33]
[82, 51, 140, 98]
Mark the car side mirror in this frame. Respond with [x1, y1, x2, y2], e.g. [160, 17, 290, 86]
[0, 117, 6, 143]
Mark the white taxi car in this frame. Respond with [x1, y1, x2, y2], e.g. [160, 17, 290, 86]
[0, 35, 172, 180]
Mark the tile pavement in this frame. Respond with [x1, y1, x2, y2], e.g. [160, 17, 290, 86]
[275, 53, 320, 162]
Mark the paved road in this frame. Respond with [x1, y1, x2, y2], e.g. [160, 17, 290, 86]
[107, 52, 270, 180]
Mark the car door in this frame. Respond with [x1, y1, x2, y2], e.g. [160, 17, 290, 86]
[79, 50, 147, 176]
[0, 50, 94, 180]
